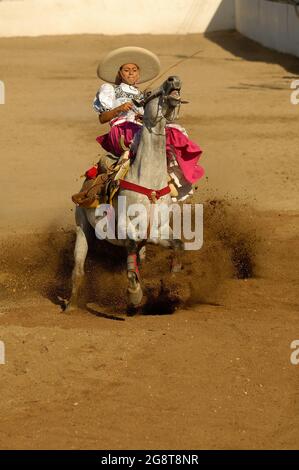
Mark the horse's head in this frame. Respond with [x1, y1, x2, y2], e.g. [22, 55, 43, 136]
[161, 75, 182, 107]
[142, 75, 182, 106]
[135, 76, 183, 127]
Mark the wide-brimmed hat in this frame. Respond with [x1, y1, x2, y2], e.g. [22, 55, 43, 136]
[97, 46, 161, 84]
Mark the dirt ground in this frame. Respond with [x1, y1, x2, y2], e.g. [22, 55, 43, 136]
[0, 31, 299, 450]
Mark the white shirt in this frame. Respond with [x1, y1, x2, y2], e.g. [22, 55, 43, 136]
[93, 82, 144, 126]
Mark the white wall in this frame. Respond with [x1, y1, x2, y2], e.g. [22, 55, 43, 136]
[235, 0, 299, 58]
[2, 0, 298, 60]
[0, 0, 235, 37]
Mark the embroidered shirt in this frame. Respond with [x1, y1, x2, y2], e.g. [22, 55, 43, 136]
[93, 82, 144, 126]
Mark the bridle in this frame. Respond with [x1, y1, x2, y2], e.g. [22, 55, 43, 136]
[134, 87, 183, 132]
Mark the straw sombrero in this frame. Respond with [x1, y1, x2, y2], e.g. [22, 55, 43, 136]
[97, 46, 161, 84]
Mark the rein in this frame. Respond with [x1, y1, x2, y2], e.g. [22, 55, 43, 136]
[143, 93, 181, 133]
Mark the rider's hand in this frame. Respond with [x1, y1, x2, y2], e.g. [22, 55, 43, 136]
[118, 102, 133, 113]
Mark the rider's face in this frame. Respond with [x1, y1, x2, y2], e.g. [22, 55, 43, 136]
[119, 63, 140, 85]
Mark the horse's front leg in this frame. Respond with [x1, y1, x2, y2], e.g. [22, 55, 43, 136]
[166, 224, 184, 273]
[149, 226, 184, 272]
[170, 238, 184, 273]
[127, 240, 143, 307]
[65, 225, 88, 312]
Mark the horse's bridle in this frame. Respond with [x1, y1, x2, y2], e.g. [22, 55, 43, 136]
[133, 88, 183, 131]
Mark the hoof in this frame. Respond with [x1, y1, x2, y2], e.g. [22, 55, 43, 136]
[126, 304, 141, 317]
[64, 301, 79, 313]
[171, 262, 182, 273]
[127, 285, 143, 307]
[127, 271, 143, 307]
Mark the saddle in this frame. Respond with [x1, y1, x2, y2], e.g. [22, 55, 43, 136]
[71, 154, 131, 208]
[72, 132, 180, 208]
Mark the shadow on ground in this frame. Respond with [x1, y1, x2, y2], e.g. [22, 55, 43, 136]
[204, 30, 299, 76]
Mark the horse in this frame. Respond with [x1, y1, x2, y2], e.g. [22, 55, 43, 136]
[66, 76, 184, 312]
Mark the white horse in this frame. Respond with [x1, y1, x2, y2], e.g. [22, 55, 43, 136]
[66, 76, 184, 311]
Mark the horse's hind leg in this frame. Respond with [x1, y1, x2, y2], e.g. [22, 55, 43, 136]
[65, 209, 89, 312]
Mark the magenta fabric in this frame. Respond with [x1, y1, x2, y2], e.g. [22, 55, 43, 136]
[96, 123, 204, 184]
[165, 127, 204, 184]
[96, 122, 141, 158]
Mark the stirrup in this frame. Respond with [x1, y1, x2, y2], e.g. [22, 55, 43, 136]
[114, 158, 130, 181]
[167, 174, 179, 197]
[112, 135, 131, 180]
[119, 135, 130, 153]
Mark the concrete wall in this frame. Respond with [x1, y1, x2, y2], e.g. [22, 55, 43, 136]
[0, 0, 235, 37]
[235, 0, 299, 58]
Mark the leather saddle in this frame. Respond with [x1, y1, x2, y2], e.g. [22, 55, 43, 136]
[71, 155, 131, 208]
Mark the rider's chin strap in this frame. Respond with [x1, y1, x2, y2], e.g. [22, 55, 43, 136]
[119, 179, 171, 203]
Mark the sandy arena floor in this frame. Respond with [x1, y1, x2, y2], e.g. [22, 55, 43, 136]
[0, 31, 298, 449]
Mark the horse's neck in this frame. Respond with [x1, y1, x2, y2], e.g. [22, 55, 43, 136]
[127, 102, 168, 189]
